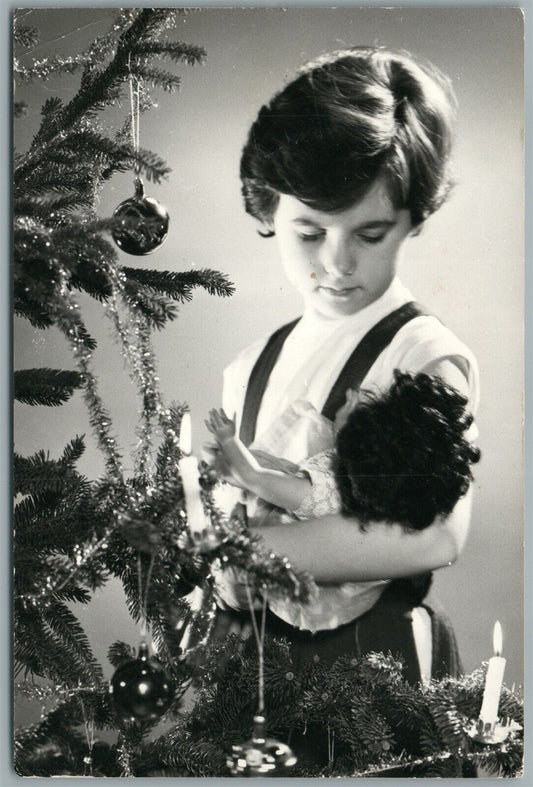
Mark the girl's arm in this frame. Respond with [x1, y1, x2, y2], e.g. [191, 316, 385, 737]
[205, 409, 311, 510]
[252, 359, 475, 582]
[251, 489, 472, 582]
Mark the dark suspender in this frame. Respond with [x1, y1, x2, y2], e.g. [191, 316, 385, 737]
[239, 301, 426, 446]
[321, 301, 426, 421]
[239, 318, 301, 446]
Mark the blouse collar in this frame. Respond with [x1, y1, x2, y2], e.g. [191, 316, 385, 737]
[300, 277, 414, 334]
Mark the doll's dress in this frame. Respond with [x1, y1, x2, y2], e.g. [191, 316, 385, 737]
[248, 399, 389, 632]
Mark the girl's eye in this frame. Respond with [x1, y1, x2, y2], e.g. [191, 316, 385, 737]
[359, 233, 386, 245]
[297, 231, 325, 242]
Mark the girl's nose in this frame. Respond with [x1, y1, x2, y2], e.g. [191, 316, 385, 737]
[321, 237, 355, 276]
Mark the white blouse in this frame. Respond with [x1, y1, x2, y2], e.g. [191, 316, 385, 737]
[220, 277, 480, 635]
[223, 277, 480, 446]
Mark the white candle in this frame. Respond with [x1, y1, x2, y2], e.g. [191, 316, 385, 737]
[479, 621, 506, 725]
[178, 414, 209, 539]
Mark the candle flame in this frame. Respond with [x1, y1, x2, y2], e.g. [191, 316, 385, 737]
[179, 413, 192, 455]
[493, 621, 503, 656]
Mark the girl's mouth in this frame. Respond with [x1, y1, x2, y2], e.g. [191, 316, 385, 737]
[319, 285, 360, 298]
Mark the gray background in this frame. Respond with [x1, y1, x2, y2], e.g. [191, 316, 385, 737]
[13, 5, 524, 712]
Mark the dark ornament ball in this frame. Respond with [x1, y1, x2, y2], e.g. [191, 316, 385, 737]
[109, 642, 174, 722]
[174, 561, 205, 597]
[112, 178, 169, 256]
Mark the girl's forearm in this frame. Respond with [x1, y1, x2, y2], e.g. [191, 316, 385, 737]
[251, 490, 472, 583]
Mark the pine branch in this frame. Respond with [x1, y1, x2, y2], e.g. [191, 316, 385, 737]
[14, 693, 104, 774]
[13, 23, 39, 48]
[15, 607, 93, 684]
[13, 52, 96, 82]
[148, 737, 227, 777]
[59, 435, 87, 466]
[132, 40, 206, 66]
[15, 167, 94, 198]
[130, 65, 181, 93]
[15, 193, 94, 217]
[123, 267, 235, 301]
[51, 587, 92, 605]
[14, 448, 84, 495]
[42, 601, 103, 681]
[15, 368, 84, 407]
[131, 146, 173, 182]
[107, 640, 136, 668]
[15, 53, 92, 82]
[122, 285, 179, 329]
[13, 297, 54, 329]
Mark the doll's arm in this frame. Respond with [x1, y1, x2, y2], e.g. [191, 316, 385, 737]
[205, 409, 311, 510]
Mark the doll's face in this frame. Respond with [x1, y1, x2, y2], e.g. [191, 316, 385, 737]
[272, 179, 413, 318]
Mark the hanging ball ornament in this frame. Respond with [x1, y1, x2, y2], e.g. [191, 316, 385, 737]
[227, 714, 297, 777]
[173, 559, 206, 597]
[109, 641, 174, 722]
[112, 177, 169, 256]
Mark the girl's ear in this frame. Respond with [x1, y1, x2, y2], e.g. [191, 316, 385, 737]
[257, 218, 275, 238]
[409, 221, 424, 238]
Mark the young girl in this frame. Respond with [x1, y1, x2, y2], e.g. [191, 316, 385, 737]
[207, 371, 480, 633]
[210, 46, 480, 685]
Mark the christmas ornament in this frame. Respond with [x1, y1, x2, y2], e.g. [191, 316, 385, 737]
[227, 714, 297, 777]
[109, 641, 174, 722]
[174, 561, 204, 596]
[111, 66, 169, 256]
[112, 177, 169, 256]
[227, 584, 296, 776]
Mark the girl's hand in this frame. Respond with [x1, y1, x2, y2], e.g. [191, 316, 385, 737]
[202, 441, 248, 489]
[211, 447, 248, 489]
[205, 408, 236, 444]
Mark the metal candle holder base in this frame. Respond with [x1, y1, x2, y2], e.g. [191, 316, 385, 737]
[187, 528, 223, 554]
[468, 716, 522, 744]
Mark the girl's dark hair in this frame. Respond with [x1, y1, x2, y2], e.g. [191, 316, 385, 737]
[240, 47, 457, 229]
[335, 370, 480, 531]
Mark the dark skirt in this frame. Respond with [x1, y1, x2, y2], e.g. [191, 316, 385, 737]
[213, 582, 462, 684]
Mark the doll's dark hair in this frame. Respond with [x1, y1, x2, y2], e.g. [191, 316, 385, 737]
[240, 47, 457, 230]
[334, 370, 480, 531]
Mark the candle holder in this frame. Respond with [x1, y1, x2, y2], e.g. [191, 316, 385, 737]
[468, 716, 522, 745]
[190, 527, 223, 554]
[180, 526, 223, 554]
[227, 714, 297, 776]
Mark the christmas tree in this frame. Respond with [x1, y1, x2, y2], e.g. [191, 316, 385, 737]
[13, 9, 523, 778]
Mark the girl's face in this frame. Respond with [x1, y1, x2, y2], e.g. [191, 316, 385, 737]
[272, 179, 413, 318]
